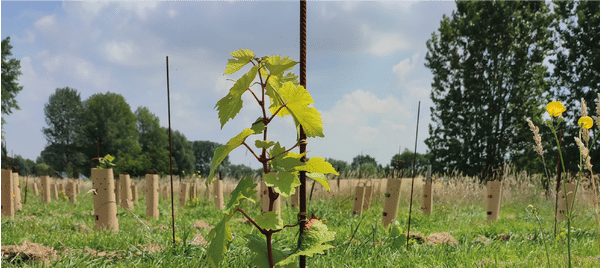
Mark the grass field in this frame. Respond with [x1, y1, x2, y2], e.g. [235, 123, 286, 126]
[1, 172, 599, 267]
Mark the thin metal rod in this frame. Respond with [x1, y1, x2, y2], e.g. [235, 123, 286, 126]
[166, 56, 176, 244]
[554, 130, 562, 236]
[406, 101, 421, 250]
[299, 1, 307, 267]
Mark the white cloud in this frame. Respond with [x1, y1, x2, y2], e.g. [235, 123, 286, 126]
[360, 24, 409, 56]
[13, 30, 36, 44]
[103, 40, 136, 64]
[393, 53, 420, 80]
[310, 89, 412, 165]
[34, 15, 56, 31]
[39, 52, 111, 91]
[168, 9, 178, 18]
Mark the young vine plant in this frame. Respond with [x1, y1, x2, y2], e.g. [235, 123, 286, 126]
[205, 49, 338, 268]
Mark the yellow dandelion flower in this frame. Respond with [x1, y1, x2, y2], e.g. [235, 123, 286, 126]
[547, 101, 566, 118]
[578, 116, 593, 129]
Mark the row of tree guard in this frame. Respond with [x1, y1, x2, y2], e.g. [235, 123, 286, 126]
[353, 177, 577, 225]
[1, 170, 579, 229]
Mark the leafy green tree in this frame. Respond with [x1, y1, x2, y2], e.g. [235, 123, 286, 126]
[551, 1, 600, 173]
[33, 163, 54, 176]
[226, 163, 254, 180]
[135, 106, 169, 174]
[1, 37, 23, 132]
[424, 1, 554, 179]
[167, 128, 195, 176]
[326, 158, 349, 176]
[350, 154, 378, 170]
[77, 92, 140, 177]
[41, 87, 85, 176]
[390, 148, 430, 175]
[12, 155, 35, 176]
[192, 140, 229, 177]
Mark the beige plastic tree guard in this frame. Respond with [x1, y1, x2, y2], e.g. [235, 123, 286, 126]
[214, 179, 224, 210]
[131, 184, 138, 204]
[352, 183, 366, 216]
[382, 178, 402, 227]
[33, 182, 39, 196]
[66, 181, 77, 203]
[120, 174, 133, 210]
[91, 168, 119, 231]
[2, 169, 14, 217]
[362, 183, 373, 212]
[291, 187, 300, 210]
[13, 173, 22, 211]
[51, 183, 59, 199]
[421, 177, 433, 215]
[41, 176, 51, 203]
[486, 180, 503, 222]
[180, 182, 189, 207]
[145, 174, 159, 219]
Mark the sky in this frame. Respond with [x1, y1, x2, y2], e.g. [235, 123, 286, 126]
[1, 1, 457, 169]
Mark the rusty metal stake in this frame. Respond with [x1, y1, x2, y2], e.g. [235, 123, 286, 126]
[166, 56, 176, 244]
[299, 1, 307, 267]
[406, 101, 421, 250]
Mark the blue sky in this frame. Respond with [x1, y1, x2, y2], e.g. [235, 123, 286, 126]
[1, 1, 457, 169]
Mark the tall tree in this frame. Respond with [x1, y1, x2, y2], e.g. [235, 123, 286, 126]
[77, 92, 140, 177]
[167, 128, 195, 176]
[135, 106, 169, 174]
[350, 154, 378, 170]
[41, 87, 85, 176]
[552, 1, 600, 173]
[390, 148, 430, 173]
[192, 140, 229, 177]
[1, 37, 24, 133]
[326, 158, 349, 176]
[424, 1, 554, 178]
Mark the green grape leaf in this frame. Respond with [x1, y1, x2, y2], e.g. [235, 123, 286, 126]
[388, 220, 403, 237]
[269, 82, 324, 137]
[255, 140, 275, 149]
[281, 72, 299, 86]
[246, 234, 295, 268]
[251, 118, 265, 134]
[224, 49, 255, 74]
[272, 152, 305, 172]
[278, 218, 335, 266]
[264, 171, 300, 197]
[269, 142, 286, 159]
[391, 235, 407, 249]
[254, 211, 284, 230]
[207, 214, 235, 268]
[296, 157, 339, 175]
[306, 173, 330, 191]
[208, 128, 255, 183]
[225, 176, 257, 214]
[215, 66, 258, 128]
[265, 55, 298, 77]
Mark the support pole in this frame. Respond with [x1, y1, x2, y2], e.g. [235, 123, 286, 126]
[406, 101, 420, 250]
[166, 56, 176, 244]
[299, 1, 307, 267]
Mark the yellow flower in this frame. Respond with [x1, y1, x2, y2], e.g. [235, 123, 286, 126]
[547, 101, 566, 118]
[578, 116, 593, 129]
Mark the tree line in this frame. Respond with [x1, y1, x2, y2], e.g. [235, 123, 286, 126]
[2, 85, 257, 179]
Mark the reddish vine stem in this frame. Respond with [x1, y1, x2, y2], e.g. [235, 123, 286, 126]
[267, 104, 288, 124]
[241, 141, 261, 162]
